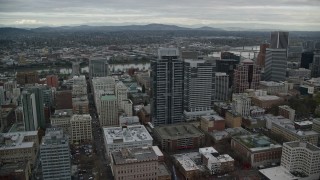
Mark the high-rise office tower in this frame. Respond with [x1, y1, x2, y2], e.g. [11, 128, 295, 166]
[264, 49, 287, 81]
[216, 59, 239, 88]
[89, 57, 109, 79]
[0, 86, 5, 105]
[215, 72, 229, 101]
[184, 59, 215, 112]
[72, 62, 80, 76]
[256, 43, 270, 67]
[311, 53, 320, 78]
[22, 87, 45, 131]
[301, 51, 314, 69]
[270, 31, 289, 49]
[40, 128, 71, 180]
[21, 91, 39, 131]
[100, 94, 118, 127]
[233, 59, 261, 93]
[151, 48, 184, 126]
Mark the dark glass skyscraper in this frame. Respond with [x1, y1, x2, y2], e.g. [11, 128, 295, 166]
[22, 87, 45, 131]
[270, 31, 289, 49]
[89, 57, 109, 79]
[151, 48, 184, 126]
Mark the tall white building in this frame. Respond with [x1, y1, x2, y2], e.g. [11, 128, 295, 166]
[232, 93, 251, 117]
[183, 59, 215, 112]
[215, 72, 229, 101]
[100, 95, 118, 127]
[122, 99, 133, 116]
[92, 76, 115, 114]
[115, 81, 128, 109]
[40, 128, 71, 180]
[265, 48, 287, 81]
[70, 114, 92, 143]
[281, 141, 320, 179]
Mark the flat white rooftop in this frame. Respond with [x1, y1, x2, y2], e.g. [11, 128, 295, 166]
[173, 154, 199, 171]
[0, 131, 37, 150]
[103, 125, 153, 144]
[259, 166, 298, 180]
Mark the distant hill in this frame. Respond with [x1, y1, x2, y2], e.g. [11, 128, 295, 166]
[30, 23, 223, 32]
[195, 26, 222, 31]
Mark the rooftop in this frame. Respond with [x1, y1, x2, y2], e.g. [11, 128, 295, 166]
[260, 81, 286, 87]
[284, 141, 320, 152]
[233, 134, 282, 152]
[0, 161, 29, 176]
[158, 162, 171, 177]
[253, 95, 280, 101]
[154, 124, 204, 140]
[101, 94, 117, 101]
[41, 128, 68, 146]
[112, 147, 158, 165]
[0, 131, 37, 150]
[271, 118, 319, 136]
[173, 153, 200, 171]
[52, 109, 73, 118]
[294, 121, 312, 126]
[103, 125, 153, 144]
[259, 166, 298, 180]
[201, 115, 224, 121]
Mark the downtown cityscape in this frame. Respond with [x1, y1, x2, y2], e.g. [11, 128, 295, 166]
[1, 1, 320, 180]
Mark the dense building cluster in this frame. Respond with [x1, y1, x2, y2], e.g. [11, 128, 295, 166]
[0, 30, 320, 180]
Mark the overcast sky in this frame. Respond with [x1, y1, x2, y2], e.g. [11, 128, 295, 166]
[0, 0, 319, 30]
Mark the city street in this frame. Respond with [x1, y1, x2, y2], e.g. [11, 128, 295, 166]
[87, 80, 114, 180]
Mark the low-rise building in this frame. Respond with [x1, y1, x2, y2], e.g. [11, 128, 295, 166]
[231, 134, 282, 167]
[279, 105, 295, 121]
[50, 109, 73, 135]
[268, 116, 319, 145]
[72, 96, 89, 114]
[251, 90, 283, 109]
[137, 105, 151, 125]
[200, 147, 234, 175]
[172, 153, 201, 180]
[225, 111, 242, 128]
[103, 125, 153, 157]
[281, 141, 320, 179]
[153, 124, 205, 152]
[312, 118, 320, 133]
[55, 90, 73, 110]
[209, 127, 251, 143]
[259, 81, 289, 95]
[0, 131, 39, 166]
[242, 116, 265, 130]
[119, 116, 140, 126]
[158, 162, 172, 180]
[111, 147, 159, 180]
[0, 161, 31, 180]
[200, 115, 225, 132]
[70, 114, 92, 144]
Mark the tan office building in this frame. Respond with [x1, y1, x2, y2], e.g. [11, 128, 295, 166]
[0, 131, 39, 166]
[70, 114, 92, 143]
[111, 147, 159, 180]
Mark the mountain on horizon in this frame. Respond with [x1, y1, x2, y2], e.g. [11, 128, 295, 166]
[2, 23, 224, 33]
